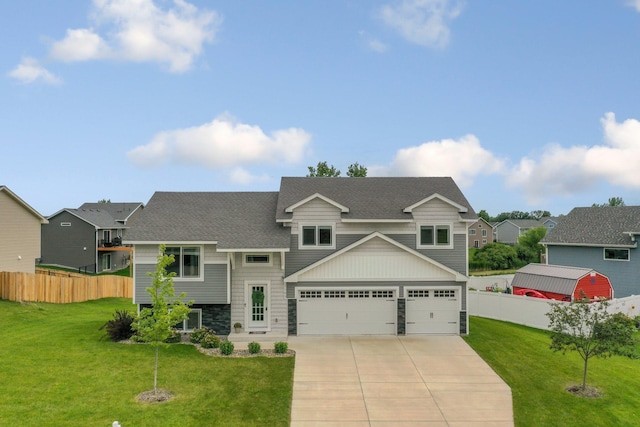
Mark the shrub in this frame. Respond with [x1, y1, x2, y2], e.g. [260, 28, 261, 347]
[274, 341, 288, 354]
[99, 309, 135, 341]
[164, 329, 182, 343]
[248, 341, 261, 354]
[220, 340, 235, 355]
[190, 326, 214, 344]
[201, 333, 221, 349]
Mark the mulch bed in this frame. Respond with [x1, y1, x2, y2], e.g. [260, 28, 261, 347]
[566, 384, 602, 398]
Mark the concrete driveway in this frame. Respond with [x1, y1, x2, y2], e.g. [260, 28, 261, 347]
[288, 335, 513, 426]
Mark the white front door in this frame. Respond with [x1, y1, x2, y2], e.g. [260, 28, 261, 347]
[247, 283, 270, 330]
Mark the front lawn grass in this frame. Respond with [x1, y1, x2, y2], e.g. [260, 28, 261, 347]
[0, 298, 294, 426]
[463, 316, 640, 427]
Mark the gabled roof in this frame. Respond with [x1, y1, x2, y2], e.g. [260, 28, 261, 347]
[469, 217, 493, 228]
[496, 219, 544, 229]
[542, 206, 640, 247]
[78, 202, 143, 224]
[276, 177, 476, 222]
[48, 202, 143, 229]
[123, 192, 290, 250]
[0, 186, 48, 224]
[512, 263, 600, 295]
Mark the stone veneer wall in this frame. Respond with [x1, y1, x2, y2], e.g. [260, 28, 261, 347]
[288, 299, 297, 335]
[396, 298, 406, 335]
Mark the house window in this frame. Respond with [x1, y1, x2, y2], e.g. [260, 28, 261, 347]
[103, 230, 111, 243]
[165, 246, 201, 278]
[474, 240, 479, 248]
[482, 229, 487, 237]
[300, 225, 333, 248]
[469, 229, 476, 235]
[60, 222, 71, 227]
[102, 253, 111, 271]
[244, 254, 271, 266]
[604, 248, 629, 261]
[175, 309, 202, 331]
[419, 225, 451, 248]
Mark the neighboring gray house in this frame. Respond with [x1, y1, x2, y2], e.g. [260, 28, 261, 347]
[125, 177, 476, 336]
[468, 217, 494, 248]
[41, 202, 143, 273]
[542, 206, 640, 298]
[494, 218, 557, 245]
[0, 186, 48, 273]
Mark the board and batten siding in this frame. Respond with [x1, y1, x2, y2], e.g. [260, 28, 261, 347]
[133, 244, 229, 304]
[548, 245, 640, 298]
[230, 252, 287, 333]
[0, 191, 42, 273]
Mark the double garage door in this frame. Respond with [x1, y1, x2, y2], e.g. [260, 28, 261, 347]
[297, 287, 459, 335]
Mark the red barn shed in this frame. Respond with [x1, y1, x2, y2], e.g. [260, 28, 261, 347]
[511, 264, 613, 301]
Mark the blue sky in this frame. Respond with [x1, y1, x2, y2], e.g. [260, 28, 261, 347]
[3, 0, 640, 217]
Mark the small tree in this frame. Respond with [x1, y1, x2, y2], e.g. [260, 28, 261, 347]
[132, 244, 192, 397]
[346, 162, 367, 177]
[307, 161, 341, 177]
[516, 226, 546, 263]
[546, 296, 637, 392]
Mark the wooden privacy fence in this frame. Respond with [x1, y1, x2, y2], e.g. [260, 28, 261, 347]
[0, 271, 132, 303]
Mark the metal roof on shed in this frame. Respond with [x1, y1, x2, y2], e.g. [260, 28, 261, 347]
[511, 264, 595, 295]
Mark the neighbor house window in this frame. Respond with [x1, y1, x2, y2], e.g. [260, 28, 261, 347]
[482, 229, 487, 237]
[469, 229, 476, 235]
[604, 248, 629, 261]
[165, 246, 201, 278]
[300, 225, 333, 248]
[419, 224, 451, 248]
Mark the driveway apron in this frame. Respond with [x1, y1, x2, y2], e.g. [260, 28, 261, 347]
[289, 335, 514, 426]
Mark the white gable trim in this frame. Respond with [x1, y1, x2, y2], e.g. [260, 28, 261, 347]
[284, 231, 467, 283]
[285, 193, 349, 213]
[403, 193, 468, 214]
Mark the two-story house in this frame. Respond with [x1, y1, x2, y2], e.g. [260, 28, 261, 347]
[542, 206, 640, 298]
[0, 186, 48, 273]
[41, 202, 143, 273]
[494, 217, 558, 245]
[468, 217, 494, 248]
[125, 177, 476, 336]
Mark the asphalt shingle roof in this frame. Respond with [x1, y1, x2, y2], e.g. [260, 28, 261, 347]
[78, 202, 142, 223]
[542, 206, 640, 246]
[124, 192, 290, 249]
[275, 177, 476, 221]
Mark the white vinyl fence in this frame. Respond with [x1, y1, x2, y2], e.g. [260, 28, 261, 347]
[468, 276, 640, 331]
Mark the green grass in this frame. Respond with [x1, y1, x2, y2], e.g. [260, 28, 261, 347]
[464, 316, 640, 427]
[0, 298, 294, 427]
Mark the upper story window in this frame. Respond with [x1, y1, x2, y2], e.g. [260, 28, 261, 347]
[165, 246, 201, 278]
[469, 229, 476, 235]
[418, 224, 452, 249]
[244, 254, 272, 266]
[300, 225, 334, 248]
[604, 248, 629, 261]
[482, 229, 487, 237]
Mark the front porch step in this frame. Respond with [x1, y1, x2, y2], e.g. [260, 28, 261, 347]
[227, 331, 288, 343]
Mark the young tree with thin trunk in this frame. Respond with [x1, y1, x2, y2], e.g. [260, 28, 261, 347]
[132, 244, 192, 396]
[546, 296, 637, 392]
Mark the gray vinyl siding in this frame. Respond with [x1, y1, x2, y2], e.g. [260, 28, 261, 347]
[389, 234, 467, 275]
[547, 245, 640, 298]
[495, 222, 520, 244]
[134, 263, 228, 304]
[41, 211, 96, 270]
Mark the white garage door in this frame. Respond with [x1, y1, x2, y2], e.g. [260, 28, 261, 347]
[406, 288, 459, 334]
[297, 289, 397, 335]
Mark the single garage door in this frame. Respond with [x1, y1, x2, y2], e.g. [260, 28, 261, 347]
[297, 289, 397, 335]
[406, 288, 459, 334]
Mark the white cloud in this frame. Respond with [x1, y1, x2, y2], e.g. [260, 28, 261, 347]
[507, 112, 640, 203]
[627, 0, 640, 12]
[379, 0, 463, 48]
[127, 114, 312, 173]
[358, 30, 389, 53]
[228, 167, 270, 185]
[371, 134, 505, 186]
[7, 57, 62, 85]
[49, 0, 221, 72]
